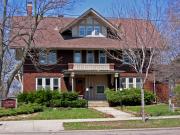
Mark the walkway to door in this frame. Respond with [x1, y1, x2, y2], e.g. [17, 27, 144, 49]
[92, 107, 133, 118]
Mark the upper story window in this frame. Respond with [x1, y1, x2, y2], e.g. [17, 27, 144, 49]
[79, 26, 85, 37]
[39, 50, 57, 65]
[99, 50, 106, 63]
[74, 51, 82, 63]
[86, 26, 93, 35]
[87, 50, 94, 63]
[94, 26, 100, 35]
[123, 53, 132, 64]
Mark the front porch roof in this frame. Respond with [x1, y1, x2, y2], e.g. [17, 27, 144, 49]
[63, 70, 124, 75]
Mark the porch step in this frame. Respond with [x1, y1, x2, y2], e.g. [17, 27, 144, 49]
[88, 101, 109, 107]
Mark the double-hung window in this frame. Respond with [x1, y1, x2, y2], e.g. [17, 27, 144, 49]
[136, 78, 142, 88]
[123, 53, 132, 64]
[120, 78, 126, 89]
[86, 26, 93, 35]
[36, 78, 60, 91]
[99, 50, 106, 63]
[94, 26, 100, 35]
[39, 50, 57, 65]
[79, 26, 85, 37]
[87, 50, 94, 63]
[119, 77, 142, 89]
[74, 51, 82, 63]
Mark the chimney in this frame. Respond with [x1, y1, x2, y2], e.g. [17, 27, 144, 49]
[27, 2, 32, 16]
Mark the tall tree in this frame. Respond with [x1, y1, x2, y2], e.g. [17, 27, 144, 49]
[108, 0, 167, 121]
[0, 0, 78, 99]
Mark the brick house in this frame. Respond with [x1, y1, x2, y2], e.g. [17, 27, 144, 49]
[10, 4, 165, 101]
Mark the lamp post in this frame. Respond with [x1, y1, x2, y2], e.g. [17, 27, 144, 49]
[115, 73, 119, 91]
[71, 72, 75, 92]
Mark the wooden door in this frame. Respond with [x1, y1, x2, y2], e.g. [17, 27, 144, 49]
[75, 78, 85, 95]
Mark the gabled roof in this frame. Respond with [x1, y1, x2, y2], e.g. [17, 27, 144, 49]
[60, 8, 119, 33]
[9, 9, 164, 49]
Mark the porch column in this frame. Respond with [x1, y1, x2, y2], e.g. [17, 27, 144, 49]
[71, 72, 75, 92]
[115, 73, 119, 91]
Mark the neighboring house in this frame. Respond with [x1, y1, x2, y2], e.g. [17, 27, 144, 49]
[10, 3, 161, 100]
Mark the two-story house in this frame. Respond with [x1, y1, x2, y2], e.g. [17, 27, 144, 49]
[10, 3, 163, 101]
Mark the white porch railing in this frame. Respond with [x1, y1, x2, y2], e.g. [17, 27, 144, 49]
[68, 63, 114, 71]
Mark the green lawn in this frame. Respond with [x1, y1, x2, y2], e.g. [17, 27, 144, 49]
[116, 104, 180, 116]
[64, 119, 180, 130]
[27, 108, 112, 120]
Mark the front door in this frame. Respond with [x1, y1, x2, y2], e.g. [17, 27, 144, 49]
[75, 78, 85, 95]
[96, 85, 106, 100]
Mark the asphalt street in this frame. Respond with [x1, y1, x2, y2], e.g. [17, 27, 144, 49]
[0, 128, 180, 135]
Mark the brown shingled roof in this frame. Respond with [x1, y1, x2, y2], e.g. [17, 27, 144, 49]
[10, 10, 164, 49]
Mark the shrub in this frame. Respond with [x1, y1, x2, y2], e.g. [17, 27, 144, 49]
[69, 99, 87, 108]
[17, 90, 87, 108]
[0, 103, 44, 117]
[62, 92, 78, 101]
[105, 88, 155, 106]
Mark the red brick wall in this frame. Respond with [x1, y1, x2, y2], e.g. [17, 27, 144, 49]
[23, 73, 67, 93]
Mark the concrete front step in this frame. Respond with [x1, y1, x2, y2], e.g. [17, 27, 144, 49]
[88, 101, 109, 107]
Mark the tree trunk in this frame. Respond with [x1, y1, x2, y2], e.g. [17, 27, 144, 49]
[141, 87, 145, 122]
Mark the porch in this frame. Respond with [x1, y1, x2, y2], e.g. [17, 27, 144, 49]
[64, 69, 122, 100]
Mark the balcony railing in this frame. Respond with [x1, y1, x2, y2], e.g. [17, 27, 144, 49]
[68, 63, 114, 71]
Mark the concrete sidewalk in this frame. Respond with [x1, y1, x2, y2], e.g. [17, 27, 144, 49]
[0, 120, 64, 133]
[92, 107, 133, 118]
[1, 115, 180, 133]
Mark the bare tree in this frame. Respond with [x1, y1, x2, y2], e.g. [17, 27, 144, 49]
[0, 0, 78, 99]
[154, 0, 180, 110]
[107, 0, 167, 121]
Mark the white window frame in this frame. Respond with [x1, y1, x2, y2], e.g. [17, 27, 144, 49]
[94, 25, 100, 35]
[86, 25, 93, 36]
[99, 50, 107, 63]
[86, 50, 94, 63]
[79, 25, 85, 37]
[119, 77, 142, 89]
[36, 77, 61, 91]
[74, 50, 82, 63]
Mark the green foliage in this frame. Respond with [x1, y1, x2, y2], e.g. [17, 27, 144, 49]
[17, 90, 87, 108]
[105, 88, 155, 106]
[0, 103, 44, 117]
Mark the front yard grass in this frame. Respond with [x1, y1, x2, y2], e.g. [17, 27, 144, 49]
[64, 118, 180, 130]
[116, 104, 180, 116]
[0, 108, 111, 121]
[28, 108, 111, 120]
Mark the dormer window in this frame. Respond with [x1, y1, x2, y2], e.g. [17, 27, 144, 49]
[79, 26, 85, 37]
[86, 26, 93, 35]
[95, 26, 100, 35]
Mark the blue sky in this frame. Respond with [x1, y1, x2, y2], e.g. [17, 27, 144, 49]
[64, 0, 168, 19]
[65, 0, 116, 17]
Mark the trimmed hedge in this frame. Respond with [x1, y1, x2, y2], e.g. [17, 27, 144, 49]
[105, 88, 155, 106]
[17, 90, 87, 108]
[0, 103, 44, 117]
